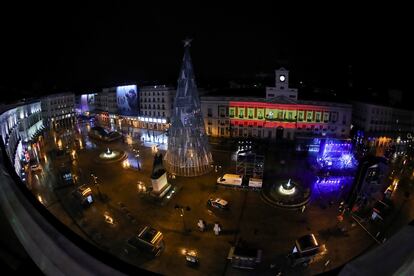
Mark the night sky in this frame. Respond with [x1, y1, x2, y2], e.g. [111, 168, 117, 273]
[1, 3, 411, 102]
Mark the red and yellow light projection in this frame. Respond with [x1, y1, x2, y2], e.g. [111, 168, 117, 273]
[228, 101, 331, 129]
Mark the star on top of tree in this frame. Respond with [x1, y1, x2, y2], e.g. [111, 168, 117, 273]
[183, 38, 193, 47]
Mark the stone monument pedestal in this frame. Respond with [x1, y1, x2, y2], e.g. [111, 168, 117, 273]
[150, 172, 171, 198]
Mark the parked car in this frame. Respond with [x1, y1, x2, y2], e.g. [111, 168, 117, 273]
[207, 198, 229, 209]
[72, 185, 93, 207]
[287, 234, 327, 267]
[127, 226, 164, 257]
[227, 239, 262, 270]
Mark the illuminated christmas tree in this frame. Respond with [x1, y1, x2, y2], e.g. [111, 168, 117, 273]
[164, 39, 213, 176]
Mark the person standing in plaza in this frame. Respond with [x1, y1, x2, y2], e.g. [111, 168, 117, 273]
[213, 223, 221, 236]
[197, 219, 205, 232]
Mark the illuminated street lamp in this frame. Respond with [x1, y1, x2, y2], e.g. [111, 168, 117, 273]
[91, 173, 103, 200]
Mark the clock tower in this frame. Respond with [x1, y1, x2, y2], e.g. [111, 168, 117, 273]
[275, 67, 289, 91]
[266, 67, 298, 100]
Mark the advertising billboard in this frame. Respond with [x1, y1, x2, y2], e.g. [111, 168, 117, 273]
[116, 85, 139, 116]
[80, 93, 96, 113]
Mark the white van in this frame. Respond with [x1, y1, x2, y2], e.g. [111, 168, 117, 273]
[217, 174, 243, 186]
[248, 178, 262, 188]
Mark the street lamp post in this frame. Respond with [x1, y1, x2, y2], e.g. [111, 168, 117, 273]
[175, 204, 191, 232]
[91, 173, 103, 200]
[132, 148, 141, 170]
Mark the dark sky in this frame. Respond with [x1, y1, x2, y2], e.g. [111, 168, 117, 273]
[1, 3, 412, 101]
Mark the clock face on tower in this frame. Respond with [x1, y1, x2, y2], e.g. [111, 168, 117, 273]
[279, 75, 286, 82]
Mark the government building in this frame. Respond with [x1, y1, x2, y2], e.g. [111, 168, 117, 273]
[200, 68, 352, 140]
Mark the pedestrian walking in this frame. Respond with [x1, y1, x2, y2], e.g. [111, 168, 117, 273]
[213, 223, 221, 236]
[301, 205, 306, 213]
[197, 219, 205, 232]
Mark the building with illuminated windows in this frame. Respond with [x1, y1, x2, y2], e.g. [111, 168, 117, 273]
[138, 85, 175, 131]
[201, 69, 352, 140]
[201, 97, 352, 140]
[352, 101, 414, 140]
[41, 93, 75, 129]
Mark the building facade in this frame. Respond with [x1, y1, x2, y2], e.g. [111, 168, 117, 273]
[0, 101, 43, 176]
[92, 85, 174, 131]
[138, 85, 175, 130]
[41, 93, 75, 129]
[201, 96, 352, 140]
[352, 101, 414, 139]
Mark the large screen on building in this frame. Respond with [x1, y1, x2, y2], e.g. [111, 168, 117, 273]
[80, 93, 96, 113]
[116, 85, 139, 116]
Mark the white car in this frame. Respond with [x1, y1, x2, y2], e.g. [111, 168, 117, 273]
[207, 198, 229, 209]
[30, 164, 42, 172]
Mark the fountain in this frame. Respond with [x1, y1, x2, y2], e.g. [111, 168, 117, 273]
[96, 147, 127, 164]
[279, 179, 296, 195]
[261, 178, 311, 209]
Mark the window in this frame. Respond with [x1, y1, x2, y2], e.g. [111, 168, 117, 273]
[207, 108, 213, 117]
[220, 128, 224, 136]
[238, 109, 244, 118]
[219, 107, 226, 117]
[248, 109, 254, 119]
[331, 112, 338, 122]
[323, 112, 329, 122]
[315, 112, 321, 122]
[298, 111, 304, 121]
[307, 111, 313, 122]
[268, 93, 274, 97]
[208, 127, 212, 135]
[267, 111, 274, 120]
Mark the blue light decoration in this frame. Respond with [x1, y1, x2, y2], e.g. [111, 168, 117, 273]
[316, 139, 358, 171]
[309, 138, 321, 153]
[313, 176, 354, 194]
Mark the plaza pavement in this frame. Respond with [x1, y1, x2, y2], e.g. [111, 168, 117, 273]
[24, 121, 414, 275]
